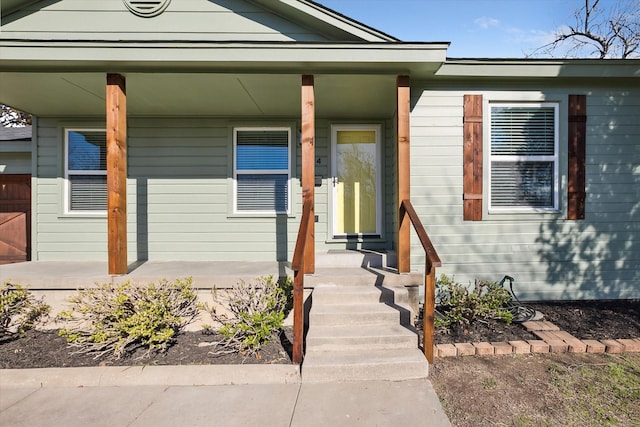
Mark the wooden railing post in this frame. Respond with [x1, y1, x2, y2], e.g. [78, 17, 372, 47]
[292, 198, 312, 364]
[401, 199, 441, 364]
[424, 264, 436, 364]
[292, 268, 304, 364]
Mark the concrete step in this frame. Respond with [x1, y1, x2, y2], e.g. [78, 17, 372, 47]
[305, 269, 383, 287]
[315, 250, 396, 269]
[312, 285, 415, 327]
[312, 283, 411, 306]
[306, 324, 418, 351]
[304, 268, 423, 289]
[302, 348, 429, 382]
[312, 285, 383, 305]
[309, 303, 400, 327]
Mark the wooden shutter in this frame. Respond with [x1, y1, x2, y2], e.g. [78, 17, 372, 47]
[568, 95, 586, 220]
[463, 94, 483, 221]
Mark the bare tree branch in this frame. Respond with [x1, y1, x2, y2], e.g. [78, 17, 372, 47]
[528, 0, 640, 58]
[1, 105, 32, 127]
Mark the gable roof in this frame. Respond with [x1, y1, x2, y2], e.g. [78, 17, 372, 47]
[0, 125, 31, 141]
[0, 0, 399, 43]
[0, 0, 449, 78]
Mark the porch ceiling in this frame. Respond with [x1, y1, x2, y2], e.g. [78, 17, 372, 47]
[0, 72, 397, 118]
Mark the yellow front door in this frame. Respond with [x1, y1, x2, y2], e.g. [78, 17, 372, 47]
[332, 125, 381, 236]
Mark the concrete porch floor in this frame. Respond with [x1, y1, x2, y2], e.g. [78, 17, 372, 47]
[0, 260, 291, 290]
[0, 250, 423, 291]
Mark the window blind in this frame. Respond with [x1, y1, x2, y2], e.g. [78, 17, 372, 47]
[491, 107, 555, 156]
[491, 162, 553, 207]
[236, 174, 288, 212]
[235, 129, 290, 213]
[66, 129, 107, 212]
[489, 105, 557, 210]
[69, 175, 107, 211]
[68, 131, 107, 171]
[236, 130, 288, 170]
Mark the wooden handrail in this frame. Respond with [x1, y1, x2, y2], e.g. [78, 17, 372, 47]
[291, 197, 313, 364]
[400, 199, 442, 270]
[399, 199, 442, 364]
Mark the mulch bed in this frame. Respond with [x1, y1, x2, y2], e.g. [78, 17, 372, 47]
[433, 299, 639, 345]
[1, 300, 638, 368]
[0, 328, 294, 369]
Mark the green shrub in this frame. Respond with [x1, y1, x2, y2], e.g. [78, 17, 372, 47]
[58, 278, 199, 359]
[0, 282, 50, 340]
[208, 275, 289, 355]
[435, 274, 513, 329]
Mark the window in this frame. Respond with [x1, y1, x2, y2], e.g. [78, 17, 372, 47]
[65, 129, 107, 213]
[489, 104, 558, 211]
[233, 128, 291, 214]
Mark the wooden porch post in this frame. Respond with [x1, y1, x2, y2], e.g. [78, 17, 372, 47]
[106, 73, 128, 275]
[301, 75, 315, 274]
[397, 75, 411, 273]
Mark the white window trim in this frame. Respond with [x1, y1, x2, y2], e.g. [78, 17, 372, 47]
[232, 127, 292, 215]
[488, 102, 559, 213]
[64, 128, 107, 215]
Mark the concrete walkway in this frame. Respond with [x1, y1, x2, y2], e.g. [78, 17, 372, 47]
[1, 365, 451, 427]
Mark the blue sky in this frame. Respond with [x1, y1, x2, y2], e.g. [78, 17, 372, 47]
[318, 0, 591, 58]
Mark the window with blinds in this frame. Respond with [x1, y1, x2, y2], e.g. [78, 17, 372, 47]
[65, 130, 107, 213]
[489, 104, 558, 210]
[234, 128, 290, 213]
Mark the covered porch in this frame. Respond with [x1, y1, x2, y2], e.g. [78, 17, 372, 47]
[1, 43, 445, 364]
[0, 69, 435, 273]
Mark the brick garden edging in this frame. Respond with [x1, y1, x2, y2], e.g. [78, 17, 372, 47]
[435, 320, 640, 358]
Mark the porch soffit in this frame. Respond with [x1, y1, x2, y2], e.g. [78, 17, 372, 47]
[0, 73, 398, 118]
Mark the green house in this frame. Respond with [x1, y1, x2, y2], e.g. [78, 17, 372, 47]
[1, 0, 638, 300]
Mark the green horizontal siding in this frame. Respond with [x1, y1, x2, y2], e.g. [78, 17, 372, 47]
[0, 153, 31, 174]
[410, 87, 639, 300]
[33, 116, 309, 263]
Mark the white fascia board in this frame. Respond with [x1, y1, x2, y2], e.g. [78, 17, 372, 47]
[438, 59, 640, 79]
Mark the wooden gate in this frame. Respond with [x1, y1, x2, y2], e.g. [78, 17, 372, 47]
[0, 174, 31, 264]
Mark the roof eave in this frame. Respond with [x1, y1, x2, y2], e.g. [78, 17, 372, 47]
[0, 41, 450, 76]
[437, 58, 640, 79]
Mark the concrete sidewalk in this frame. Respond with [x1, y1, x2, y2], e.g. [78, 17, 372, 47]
[0, 365, 450, 426]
